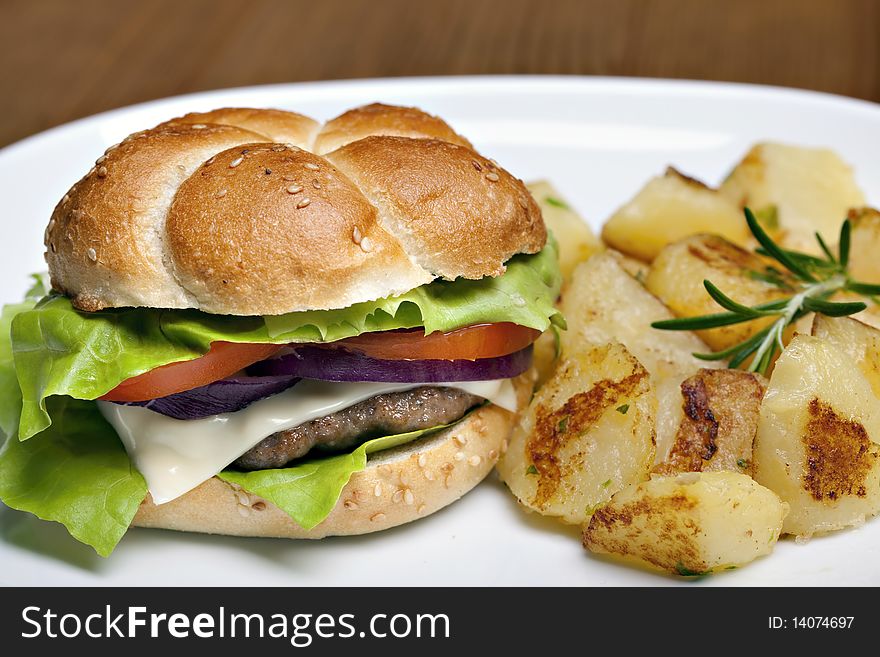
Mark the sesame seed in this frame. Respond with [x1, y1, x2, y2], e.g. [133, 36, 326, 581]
[373, 483, 383, 497]
[215, 189, 227, 198]
[229, 156, 243, 168]
[488, 449, 498, 460]
[234, 490, 249, 505]
[501, 438, 509, 453]
[392, 489, 404, 504]
[251, 501, 266, 511]
[304, 162, 319, 171]
[96, 166, 108, 178]
[286, 184, 303, 194]
[453, 435, 469, 447]
[205, 156, 216, 166]
[237, 506, 250, 517]
[403, 489, 415, 505]
[352, 226, 362, 244]
[468, 455, 482, 466]
[61, 194, 70, 205]
[47, 218, 56, 231]
[454, 451, 465, 462]
[272, 145, 286, 152]
[87, 248, 97, 262]
[50, 242, 56, 253]
[423, 470, 435, 481]
[472, 160, 482, 171]
[440, 463, 454, 473]
[485, 172, 500, 182]
[191, 123, 207, 129]
[95, 155, 107, 165]
[359, 236, 373, 252]
[343, 499, 359, 510]
[417, 454, 427, 468]
[417, 504, 426, 514]
[296, 197, 311, 209]
[312, 179, 322, 189]
[370, 512, 386, 522]
[265, 168, 272, 175]
[282, 175, 297, 182]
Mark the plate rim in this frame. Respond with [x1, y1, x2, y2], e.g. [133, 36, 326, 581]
[3, 75, 879, 159]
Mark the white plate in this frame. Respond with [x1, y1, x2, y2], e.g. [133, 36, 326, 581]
[2, 76, 879, 587]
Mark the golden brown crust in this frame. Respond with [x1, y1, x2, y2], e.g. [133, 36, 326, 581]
[653, 369, 766, 477]
[166, 143, 429, 315]
[45, 123, 266, 311]
[133, 375, 531, 538]
[327, 136, 546, 279]
[47, 105, 545, 314]
[313, 102, 472, 154]
[160, 107, 320, 148]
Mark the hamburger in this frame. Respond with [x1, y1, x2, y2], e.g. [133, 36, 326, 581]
[0, 104, 561, 556]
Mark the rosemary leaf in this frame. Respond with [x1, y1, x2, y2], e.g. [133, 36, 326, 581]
[801, 297, 866, 317]
[704, 280, 772, 317]
[815, 231, 837, 264]
[652, 312, 750, 331]
[847, 281, 880, 296]
[746, 208, 817, 282]
[838, 219, 851, 268]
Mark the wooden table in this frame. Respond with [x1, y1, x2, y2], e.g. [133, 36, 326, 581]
[1, 0, 877, 147]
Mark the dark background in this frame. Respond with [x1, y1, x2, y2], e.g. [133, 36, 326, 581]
[1, 0, 877, 147]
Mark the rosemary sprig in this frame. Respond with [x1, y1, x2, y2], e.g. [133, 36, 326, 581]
[651, 208, 876, 375]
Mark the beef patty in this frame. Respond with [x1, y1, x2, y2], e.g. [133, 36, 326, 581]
[234, 386, 483, 470]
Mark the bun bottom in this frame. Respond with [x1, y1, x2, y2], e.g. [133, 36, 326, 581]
[132, 375, 531, 538]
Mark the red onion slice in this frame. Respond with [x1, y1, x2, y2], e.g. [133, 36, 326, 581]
[117, 375, 299, 420]
[247, 345, 533, 383]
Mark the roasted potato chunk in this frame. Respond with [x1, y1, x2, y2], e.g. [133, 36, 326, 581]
[645, 234, 792, 351]
[602, 167, 748, 262]
[654, 368, 766, 477]
[497, 342, 655, 524]
[527, 180, 601, 280]
[753, 331, 880, 537]
[719, 142, 865, 254]
[847, 207, 880, 285]
[560, 252, 718, 458]
[583, 472, 788, 575]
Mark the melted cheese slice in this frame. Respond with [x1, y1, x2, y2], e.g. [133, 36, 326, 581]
[98, 379, 517, 504]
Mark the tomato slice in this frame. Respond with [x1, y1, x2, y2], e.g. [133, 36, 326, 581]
[99, 342, 283, 402]
[328, 322, 540, 361]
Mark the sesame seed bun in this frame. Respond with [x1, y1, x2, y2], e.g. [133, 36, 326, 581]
[131, 372, 532, 539]
[46, 104, 545, 315]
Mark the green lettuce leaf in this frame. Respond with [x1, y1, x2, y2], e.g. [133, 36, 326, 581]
[0, 396, 148, 557]
[219, 423, 449, 530]
[13, 240, 561, 440]
[0, 275, 47, 439]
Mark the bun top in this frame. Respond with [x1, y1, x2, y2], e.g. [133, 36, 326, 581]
[45, 104, 546, 315]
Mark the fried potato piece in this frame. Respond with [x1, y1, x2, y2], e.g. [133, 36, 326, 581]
[645, 234, 792, 351]
[561, 252, 719, 458]
[847, 206, 880, 285]
[753, 327, 880, 537]
[497, 342, 655, 524]
[602, 167, 749, 262]
[654, 368, 766, 477]
[583, 471, 788, 575]
[527, 180, 602, 281]
[719, 142, 865, 254]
